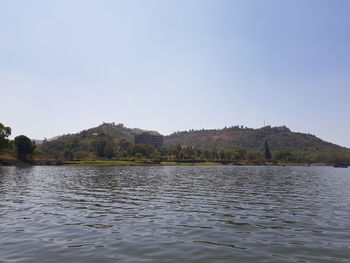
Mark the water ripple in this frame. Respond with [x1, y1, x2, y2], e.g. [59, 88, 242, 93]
[0, 165, 350, 262]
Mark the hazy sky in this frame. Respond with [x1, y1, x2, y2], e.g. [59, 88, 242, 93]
[1, 0, 349, 147]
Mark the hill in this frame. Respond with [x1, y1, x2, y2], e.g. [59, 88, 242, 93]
[164, 125, 349, 153]
[38, 123, 350, 163]
[39, 122, 159, 160]
[164, 125, 350, 163]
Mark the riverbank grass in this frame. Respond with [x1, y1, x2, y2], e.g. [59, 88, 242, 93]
[63, 160, 222, 166]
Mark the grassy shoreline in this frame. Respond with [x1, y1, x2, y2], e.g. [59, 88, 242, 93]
[61, 160, 322, 167]
[0, 154, 332, 167]
[62, 160, 223, 166]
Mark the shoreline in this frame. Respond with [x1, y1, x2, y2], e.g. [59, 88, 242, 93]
[0, 158, 333, 167]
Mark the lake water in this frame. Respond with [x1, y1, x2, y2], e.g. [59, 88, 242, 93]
[0, 166, 349, 263]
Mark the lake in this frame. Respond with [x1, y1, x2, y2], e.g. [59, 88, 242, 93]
[0, 166, 349, 262]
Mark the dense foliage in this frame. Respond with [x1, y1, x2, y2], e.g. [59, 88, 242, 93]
[0, 122, 11, 152]
[39, 123, 133, 160]
[1, 121, 349, 165]
[14, 135, 36, 160]
[0, 123, 38, 163]
[36, 123, 350, 164]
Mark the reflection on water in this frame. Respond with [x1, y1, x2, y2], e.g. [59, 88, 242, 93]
[0, 166, 350, 262]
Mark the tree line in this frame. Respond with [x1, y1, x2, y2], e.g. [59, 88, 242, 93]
[2, 122, 350, 165]
[0, 123, 36, 161]
[39, 135, 350, 165]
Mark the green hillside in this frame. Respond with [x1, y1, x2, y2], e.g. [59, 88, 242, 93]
[39, 123, 134, 159]
[165, 125, 348, 152]
[38, 123, 350, 163]
[164, 125, 350, 163]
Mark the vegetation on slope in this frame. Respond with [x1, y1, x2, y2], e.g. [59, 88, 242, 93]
[39, 123, 134, 160]
[165, 125, 350, 163]
[1, 121, 350, 165]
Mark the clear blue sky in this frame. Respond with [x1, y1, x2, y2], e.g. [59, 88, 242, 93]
[1, 0, 349, 147]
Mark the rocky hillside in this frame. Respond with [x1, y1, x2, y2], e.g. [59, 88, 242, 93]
[164, 125, 349, 154]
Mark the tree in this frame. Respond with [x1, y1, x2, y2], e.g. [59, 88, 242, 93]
[0, 123, 11, 152]
[264, 140, 272, 160]
[133, 144, 155, 158]
[248, 151, 264, 162]
[104, 142, 114, 159]
[274, 150, 292, 162]
[14, 135, 36, 160]
[63, 150, 74, 161]
[236, 149, 246, 160]
[92, 138, 115, 159]
[118, 139, 132, 156]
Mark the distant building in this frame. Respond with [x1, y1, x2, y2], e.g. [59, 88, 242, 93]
[134, 132, 164, 149]
[181, 145, 195, 150]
